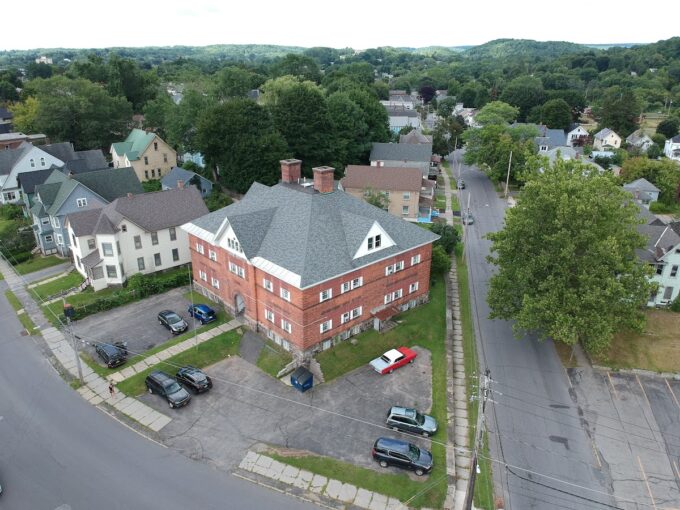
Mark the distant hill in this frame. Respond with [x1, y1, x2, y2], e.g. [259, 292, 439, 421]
[463, 39, 591, 59]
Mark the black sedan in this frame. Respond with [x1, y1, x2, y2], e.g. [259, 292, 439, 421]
[176, 366, 213, 393]
[158, 310, 188, 334]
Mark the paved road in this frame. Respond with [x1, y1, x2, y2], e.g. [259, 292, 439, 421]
[0, 290, 316, 510]
[451, 151, 616, 509]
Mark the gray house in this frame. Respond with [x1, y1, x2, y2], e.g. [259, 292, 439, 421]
[623, 178, 661, 208]
[370, 143, 433, 178]
[32, 167, 143, 256]
[161, 166, 213, 198]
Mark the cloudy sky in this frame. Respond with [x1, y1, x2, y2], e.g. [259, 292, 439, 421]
[1, 0, 677, 50]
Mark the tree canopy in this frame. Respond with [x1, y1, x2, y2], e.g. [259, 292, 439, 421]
[486, 159, 652, 354]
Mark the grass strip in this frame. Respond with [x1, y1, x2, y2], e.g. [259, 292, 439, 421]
[4, 289, 39, 334]
[31, 272, 84, 301]
[14, 255, 65, 275]
[117, 329, 242, 395]
[256, 340, 293, 378]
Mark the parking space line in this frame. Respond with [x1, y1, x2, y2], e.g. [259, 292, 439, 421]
[606, 372, 618, 399]
[665, 379, 680, 411]
[635, 374, 652, 408]
[674, 460, 680, 481]
[637, 456, 658, 510]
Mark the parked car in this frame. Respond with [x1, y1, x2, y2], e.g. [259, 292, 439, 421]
[175, 366, 213, 393]
[369, 347, 417, 375]
[457, 179, 465, 189]
[95, 342, 127, 368]
[158, 310, 188, 334]
[145, 371, 191, 408]
[371, 437, 433, 476]
[462, 212, 474, 225]
[386, 406, 438, 437]
[187, 304, 217, 325]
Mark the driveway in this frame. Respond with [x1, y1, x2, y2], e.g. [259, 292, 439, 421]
[140, 345, 434, 476]
[72, 287, 201, 363]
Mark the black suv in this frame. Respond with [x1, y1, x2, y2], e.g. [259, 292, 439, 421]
[95, 342, 127, 368]
[371, 437, 433, 476]
[145, 371, 191, 408]
[176, 366, 213, 393]
[158, 310, 188, 334]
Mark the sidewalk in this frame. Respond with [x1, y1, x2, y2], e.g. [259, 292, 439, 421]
[441, 161, 474, 510]
[0, 256, 242, 433]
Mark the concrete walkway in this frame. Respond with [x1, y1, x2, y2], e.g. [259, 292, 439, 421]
[23, 261, 73, 284]
[441, 162, 474, 510]
[0, 255, 242, 434]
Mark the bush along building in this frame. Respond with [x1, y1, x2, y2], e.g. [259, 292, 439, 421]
[182, 159, 439, 359]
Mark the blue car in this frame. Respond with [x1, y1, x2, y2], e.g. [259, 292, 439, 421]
[188, 304, 217, 324]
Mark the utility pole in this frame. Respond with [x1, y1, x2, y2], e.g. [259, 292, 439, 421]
[464, 369, 491, 510]
[504, 151, 512, 199]
[64, 304, 84, 383]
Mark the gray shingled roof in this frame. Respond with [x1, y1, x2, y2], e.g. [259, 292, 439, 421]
[0, 142, 32, 175]
[68, 187, 208, 236]
[186, 181, 439, 288]
[370, 143, 432, 163]
[17, 168, 55, 194]
[161, 166, 212, 189]
[636, 206, 680, 262]
[399, 130, 433, 144]
[41, 142, 76, 163]
[73, 167, 143, 202]
[341, 165, 424, 192]
[624, 178, 660, 193]
[595, 128, 616, 140]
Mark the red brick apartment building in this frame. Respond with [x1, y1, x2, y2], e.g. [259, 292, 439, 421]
[181, 159, 439, 357]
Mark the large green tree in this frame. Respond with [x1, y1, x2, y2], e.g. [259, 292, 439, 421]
[212, 66, 259, 100]
[540, 98, 572, 131]
[499, 76, 545, 121]
[598, 87, 641, 136]
[463, 124, 537, 181]
[475, 101, 519, 125]
[196, 99, 289, 193]
[620, 157, 680, 205]
[17, 76, 132, 150]
[486, 159, 652, 354]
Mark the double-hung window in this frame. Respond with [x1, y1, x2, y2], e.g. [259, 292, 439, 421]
[320, 320, 332, 333]
[265, 309, 275, 322]
[319, 288, 332, 302]
[263, 279, 273, 292]
[280, 288, 291, 302]
[281, 319, 292, 333]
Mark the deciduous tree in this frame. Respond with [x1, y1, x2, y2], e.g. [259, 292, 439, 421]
[486, 159, 652, 354]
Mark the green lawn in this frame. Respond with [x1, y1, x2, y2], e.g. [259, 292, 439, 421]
[42, 286, 119, 327]
[269, 451, 447, 508]
[256, 340, 293, 378]
[314, 276, 448, 507]
[117, 329, 242, 396]
[80, 312, 231, 378]
[456, 253, 494, 509]
[14, 255, 65, 275]
[30, 271, 84, 301]
[4, 289, 39, 335]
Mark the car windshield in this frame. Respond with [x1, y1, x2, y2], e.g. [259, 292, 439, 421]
[166, 314, 182, 324]
[165, 381, 182, 393]
[416, 412, 426, 425]
[408, 444, 420, 461]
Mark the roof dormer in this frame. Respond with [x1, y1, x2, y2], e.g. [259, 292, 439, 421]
[353, 221, 395, 259]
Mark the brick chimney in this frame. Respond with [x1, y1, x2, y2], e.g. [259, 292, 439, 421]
[177, 179, 184, 189]
[313, 166, 335, 194]
[280, 158, 302, 183]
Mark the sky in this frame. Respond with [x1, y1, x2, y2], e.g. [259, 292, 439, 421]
[1, 0, 678, 51]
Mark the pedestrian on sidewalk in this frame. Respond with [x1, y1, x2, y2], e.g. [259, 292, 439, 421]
[108, 381, 115, 397]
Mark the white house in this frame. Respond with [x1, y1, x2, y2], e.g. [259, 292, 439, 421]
[566, 124, 589, 147]
[663, 135, 680, 161]
[637, 207, 680, 307]
[65, 187, 208, 291]
[0, 142, 64, 203]
[593, 128, 621, 150]
[625, 130, 654, 152]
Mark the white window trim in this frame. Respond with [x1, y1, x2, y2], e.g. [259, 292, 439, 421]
[411, 254, 421, 265]
[281, 318, 292, 333]
[320, 320, 332, 333]
[409, 281, 419, 293]
[280, 287, 291, 302]
[265, 309, 275, 322]
[208, 249, 217, 261]
[319, 288, 332, 302]
[352, 277, 363, 289]
[198, 270, 207, 281]
[44, 234, 53, 243]
[195, 242, 204, 254]
[211, 277, 220, 289]
[76, 198, 88, 208]
[56, 234, 63, 244]
[263, 279, 273, 292]
[341, 281, 351, 293]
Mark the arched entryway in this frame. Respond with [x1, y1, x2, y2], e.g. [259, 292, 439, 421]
[234, 293, 245, 315]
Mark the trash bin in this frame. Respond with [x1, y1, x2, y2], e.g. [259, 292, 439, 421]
[290, 366, 313, 393]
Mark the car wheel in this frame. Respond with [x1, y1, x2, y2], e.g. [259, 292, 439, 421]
[415, 468, 425, 476]
[409, 359, 414, 364]
[379, 460, 388, 468]
[168, 401, 174, 408]
[422, 432, 430, 438]
[147, 386, 153, 394]
[388, 369, 394, 374]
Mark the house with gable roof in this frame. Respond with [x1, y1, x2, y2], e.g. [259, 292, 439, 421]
[31, 167, 143, 256]
[370, 142, 433, 178]
[161, 166, 213, 198]
[623, 178, 660, 208]
[625, 130, 654, 153]
[110, 129, 177, 182]
[593, 128, 621, 151]
[663, 135, 680, 161]
[636, 206, 680, 306]
[66, 187, 208, 291]
[566, 124, 589, 147]
[181, 159, 439, 357]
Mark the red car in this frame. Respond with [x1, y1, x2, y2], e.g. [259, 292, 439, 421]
[369, 347, 417, 374]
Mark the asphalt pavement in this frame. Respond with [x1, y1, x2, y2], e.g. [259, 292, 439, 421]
[0, 287, 317, 510]
[451, 150, 617, 510]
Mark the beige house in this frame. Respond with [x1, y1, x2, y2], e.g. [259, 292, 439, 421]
[340, 165, 435, 222]
[110, 129, 177, 182]
[593, 128, 621, 151]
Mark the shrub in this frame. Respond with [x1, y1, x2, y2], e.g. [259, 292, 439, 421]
[0, 204, 24, 220]
[671, 295, 680, 313]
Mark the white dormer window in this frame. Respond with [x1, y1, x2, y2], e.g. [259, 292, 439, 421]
[280, 287, 291, 301]
[209, 250, 217, 261]
[30, 158, 35, 168]
[227, 238, 242, 253]
[367, 234, 382, 250]
[76, 198, 87, 208]
[40, 157, 45, 166]
[319, 288, 332, 302]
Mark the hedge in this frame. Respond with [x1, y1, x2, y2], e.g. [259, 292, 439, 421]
[63, 269, 191, 321]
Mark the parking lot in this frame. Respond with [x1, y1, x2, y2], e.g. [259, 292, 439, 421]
[140, 345, 434, 476]
[72, 287, 202, 364]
